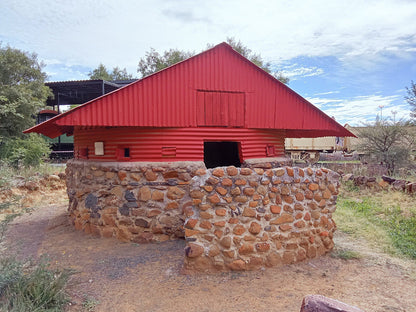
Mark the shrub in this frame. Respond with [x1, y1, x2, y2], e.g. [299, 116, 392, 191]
[0, 134, 50, 167]
[0, 258, 72, 311]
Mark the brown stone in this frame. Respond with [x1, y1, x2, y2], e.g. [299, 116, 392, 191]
[212, 168, 225, 177]
[215, 208, 227, 216]
[163, 170, 178, 179]
[235, 179, 247, 186]
[282, 251, 296, 264]
[295, 212, 303, 219]
[216, 186, 228, 196]
[166, 201, 179, 210]
[185, 229, 200, 237]
[138, 187, 151, 201]
[270, 213, 294, 225]
[167, 186, 185, 200]
[283, 195, 293, 204]
[151, 190, 165, 201]
[270, 205, 281, 214]
[249, 201, 258, 208]
[214, 229, 223, 238]
[185, 243, 204, 258]
[320, 215, 329, 226]
[309, 183, 319, 191]
[208, 245, 220, 257]
[294, 203, 304, 211]
[318, 199, 326, 208]
[279, 224, 292, 231]
[243, 235, 256, 241]
[283, 205, 293, 213]
[200, 220, 212, 229]
[105, 171, 116, 179]
[208, 193, 221, 204]
[223, 250, 235, 258]
[249, 222, 262, 234]
[286, 167, 294, 177]
[305, 190, 313, 199]
[228, 259, 246, 271]
[311, 210, 320, 219]
[242, 207, 256, 217]
[144, 170, 157, 181]
[228, 217, 239, 224]
[280, 185, 290, 195]
[118, 170, 127, 181]
[226, 166, 238, 176]
[314, 192, 322, 202]
[239, 243, 254, 254]
[102, 214, 116, 227]
[185, 219, 198, 229]
[195, 168, 207, 176]
[233, 224, 246, 235]
[298, 168, 304, 177]
[199, 204, 212, 211]
[222, 178, 233, 186]
[207, 177, 220, 185]
[243, 187, 255, 196]
[240, 168, 252, 175]
[254, 168, 264, 175]
[214, 221, 226, 227]
[256, 242, 270, 252]
[266, 252, 282, 267]
[295, 220, 306, 228]
[190, 190, 205, 199]
[322, 189, 332, 199]
[204, 185, 214, 192]
[220, 236, 232, 248]
[235, 196, 248, 203]
[295, 192, 305, 201]
[200, 211, 213, 219]
[275, 168, 285, 176]
[230, 187, 241, 195]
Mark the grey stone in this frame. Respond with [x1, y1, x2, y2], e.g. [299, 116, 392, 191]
[300, 295, 364, 312]
[135, 218, 149, 228]
[167, 179, 178, 186]
[125, 190, 136, 202]
[125, 201, 139, 208]
[85, 194, 98, 209]
[119, 204, 130, 216]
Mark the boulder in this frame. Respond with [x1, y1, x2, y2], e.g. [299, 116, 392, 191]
[300, 295, 364, 312]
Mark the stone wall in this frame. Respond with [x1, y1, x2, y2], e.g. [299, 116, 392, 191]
[184, 166, 340, 272]
[65, 159, 204, 243]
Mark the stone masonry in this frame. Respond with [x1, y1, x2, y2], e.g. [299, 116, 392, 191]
[184, 166, 340, 271]
[66, 159, 340, 271]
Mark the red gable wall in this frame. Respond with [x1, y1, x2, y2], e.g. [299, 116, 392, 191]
[25, 43, 353, 139]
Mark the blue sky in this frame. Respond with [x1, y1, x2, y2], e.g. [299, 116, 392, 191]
[1, 0, 416, 126]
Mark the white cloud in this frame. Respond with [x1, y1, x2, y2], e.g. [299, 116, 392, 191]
[280, 65, 324, 80]
[307, 94, 411, 126]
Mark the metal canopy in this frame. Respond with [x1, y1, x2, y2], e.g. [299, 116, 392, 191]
[45, 79, 137, 109]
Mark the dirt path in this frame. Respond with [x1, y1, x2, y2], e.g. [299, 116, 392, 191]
[2, 204, 416, 312]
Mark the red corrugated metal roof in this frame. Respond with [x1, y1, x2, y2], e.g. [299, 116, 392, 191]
[25, 42, 355, 138]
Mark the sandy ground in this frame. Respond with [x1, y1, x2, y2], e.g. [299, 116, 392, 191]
[2, 201, 416, 312]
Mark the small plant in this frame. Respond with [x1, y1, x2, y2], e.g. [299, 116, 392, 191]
[82, 296, 99, 311]
[387, 214, 416, 259]
[331, 248, 362, 260]
[0, 258, 72, 311]
[342, 180, 359, 192]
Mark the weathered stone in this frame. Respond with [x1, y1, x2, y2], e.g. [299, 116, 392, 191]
[124, 190, 136, 202]
[118, 170, 127, 181]
[166, 201, 179, 210]
[195, 168, 207, 176]
[130, 173, 141, 181]
[228, 259, 246, 271]
[85, 194, 98, 209]
[266, 252, 282, 267]
[309, 183, 319, 191]
[135, 218, 149, 228]
[185, 243, 204, 258]
[207, 177, 220, 185]
[216, 186, 228, 196]
[233, 224, 246, 235]
[249, 222, 262, 234]
[300, 295, 364, 312]
[220, 236, 232, 248]
[138, 187, 151, 201]
[208, 245, 220, 257]
[255, 242, 270, 252]
[119, 204, 130, 216]
[279, 224, 292, 231]
[270, 205, 281, 214]
[215, 208, 227, 216]
[222, 178, 233, 186]
[235, 179, 247, 186]
[212, 168, 225, 177]
[144, 170, 157, 181]
[239, 243, 254, 254]
[230, 187, 241, 195]
[190, 190, 205, 199]
[240, 168, 252, 175]
[167, 186, 185, 200]
[214, 221, 226, 227]
[200, 211, 213, 219]
[286, 167, 294, 177]
[208, 193, 221, 204]
[200, 220, 212, 229]
[151, 190, 164, 201]
[275, 168, 285, 176]
[203, 185, 214, 192]
[270, 213, 294, 225]
[243, 187, 255, 196]
[242, 208, 256, 217]
[226, 166, 238, 176]
[235, 196, 248, 203]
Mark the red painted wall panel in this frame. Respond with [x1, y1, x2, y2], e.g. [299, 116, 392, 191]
[73, 127, 285, 162]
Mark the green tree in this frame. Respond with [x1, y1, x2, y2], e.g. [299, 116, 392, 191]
[0, 44, 51, 139]
[405, 80, 416, 118]
[137, 38, 289, 84]
[88, 63, 133, 80]
[137, 48, 194, 78]
[356, 119, 414, 175]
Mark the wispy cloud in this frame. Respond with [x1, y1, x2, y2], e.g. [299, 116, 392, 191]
[280, 64, 324, 80]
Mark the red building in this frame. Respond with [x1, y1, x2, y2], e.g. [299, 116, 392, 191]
[25, 42, 353, 167]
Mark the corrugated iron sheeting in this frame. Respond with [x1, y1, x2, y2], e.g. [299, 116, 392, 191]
[25, 42, 354, 138]
[74, 127, 285, 162]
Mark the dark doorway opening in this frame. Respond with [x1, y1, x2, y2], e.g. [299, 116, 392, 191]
[204, 141, 241, 169]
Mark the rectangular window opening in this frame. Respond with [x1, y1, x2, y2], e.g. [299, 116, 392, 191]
[204, 141, 241, 169]
[124, 148, 130, 158]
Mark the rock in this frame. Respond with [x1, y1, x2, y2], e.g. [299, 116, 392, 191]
[124, 190, 136, 202]
[300, 295, 364, 312]
[119, 204, 130, 216]
[185, 243, 204, 258]
[24, 181, 39, 191]
[85, 194, 98, 209]
[48, 174, 61, 182]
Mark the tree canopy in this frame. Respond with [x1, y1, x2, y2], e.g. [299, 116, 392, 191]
[356, 119, 415, 175]
[137, 38, 289, 84]
[0, 44, 51, 139]
[88, 63, 134, 81]
[405, 80, 416, 118]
